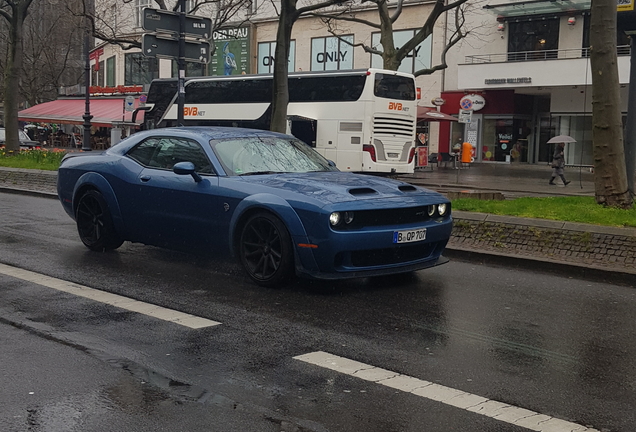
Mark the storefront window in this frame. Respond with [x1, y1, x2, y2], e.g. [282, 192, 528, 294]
[550, 115, 593, 166]
[311, 35, 353, 71]
[106, 56, 116, 87]
[257, 41, 296, 74]
[370, 29, 432, 74]
[171, 60, 206, 77]
[482, 117, 531, 163]
[507, 18, 559, 61]
[125, 53, 158, 85]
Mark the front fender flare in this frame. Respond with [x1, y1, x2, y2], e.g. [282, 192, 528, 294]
[229, 193, 310, 254]
[73, 172, 125, 236]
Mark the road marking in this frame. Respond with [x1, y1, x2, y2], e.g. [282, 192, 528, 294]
[0, 263, 220, 329]
[294, 351, 598, 432]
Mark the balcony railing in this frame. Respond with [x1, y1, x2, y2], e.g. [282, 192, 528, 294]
[464, 45, 631, 64]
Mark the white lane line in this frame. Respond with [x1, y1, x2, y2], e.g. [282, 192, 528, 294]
[294, 351, 598, 432]
[0, 263, 220, 329]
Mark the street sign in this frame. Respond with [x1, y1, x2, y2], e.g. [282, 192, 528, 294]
[124, 96, 135, 112]
[142, 8, 212, 39]
[142, 33, 210, 64]
[458, 109, 472, 123]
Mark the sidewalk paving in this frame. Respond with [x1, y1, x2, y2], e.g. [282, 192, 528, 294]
[0, 165, 634, 282]
[399, 162, 595, 199]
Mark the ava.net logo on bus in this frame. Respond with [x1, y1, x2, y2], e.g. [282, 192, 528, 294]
[388, 102, 409, 112]
[183, 107, 206, 116]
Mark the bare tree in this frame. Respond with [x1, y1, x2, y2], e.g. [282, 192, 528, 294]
[20, 1, 85, 106]
[0, 0, 34, 153]
[589, 0, 633, 208]
[89, 0, 252, 51]
[270, 0, 349, 133]
[312, 0, 470, 77]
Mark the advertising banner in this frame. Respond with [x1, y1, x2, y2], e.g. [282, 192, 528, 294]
[210, 27, 251, 75]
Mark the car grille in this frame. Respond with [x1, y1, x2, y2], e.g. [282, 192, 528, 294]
[332, 205, 449, 230]
[335, 241, 446, 268]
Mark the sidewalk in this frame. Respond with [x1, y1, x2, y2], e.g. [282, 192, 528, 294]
[0, 165, 634, 283]
[399, 162, 595, 199]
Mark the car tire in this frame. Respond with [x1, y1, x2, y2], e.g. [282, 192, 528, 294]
[76, 189, 123, 252]
[239, 212, 294, 287]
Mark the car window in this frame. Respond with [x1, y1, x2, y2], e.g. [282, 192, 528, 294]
[211, 136, 337, 176]
[127, 137, 214, 174]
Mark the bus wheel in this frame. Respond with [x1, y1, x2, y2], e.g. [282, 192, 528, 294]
[239, 212, 294, 287]
[76, 190, 123, 252]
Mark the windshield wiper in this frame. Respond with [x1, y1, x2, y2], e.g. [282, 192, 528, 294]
[239, 171, 281, 176]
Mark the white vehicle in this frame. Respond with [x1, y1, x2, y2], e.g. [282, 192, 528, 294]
[143, 69, 419, 174]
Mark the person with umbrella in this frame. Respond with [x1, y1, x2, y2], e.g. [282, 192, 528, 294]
[548, 136, 574, 186]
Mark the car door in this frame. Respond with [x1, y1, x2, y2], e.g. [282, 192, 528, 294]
[123, 135, 221, 250]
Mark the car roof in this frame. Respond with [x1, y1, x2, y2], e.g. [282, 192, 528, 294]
[135, 126, 292, 142]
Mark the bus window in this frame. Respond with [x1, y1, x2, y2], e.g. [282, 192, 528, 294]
[374, 73, 416, 100]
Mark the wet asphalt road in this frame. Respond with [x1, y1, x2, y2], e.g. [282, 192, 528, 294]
[1, 192, 635, 432]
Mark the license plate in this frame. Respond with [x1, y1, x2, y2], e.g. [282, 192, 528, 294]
[393, 228, 427, 244]
[387, 152, 399, 158]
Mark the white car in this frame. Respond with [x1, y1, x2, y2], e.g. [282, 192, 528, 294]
[0, 127, 41, 150]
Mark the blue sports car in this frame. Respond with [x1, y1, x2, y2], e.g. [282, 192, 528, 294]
[57, 127, 452, 286]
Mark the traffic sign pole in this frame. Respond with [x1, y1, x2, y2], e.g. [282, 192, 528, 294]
[178, 0, 185, 127]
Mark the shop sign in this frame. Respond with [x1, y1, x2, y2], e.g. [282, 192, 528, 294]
[484, 77, 532, 85]
[416, 146, 428, 167]
[431, 97, 445, 106]
[459, 94, 485, 111]
[90, 85, 143, 95]
[618, 0, 634, 11]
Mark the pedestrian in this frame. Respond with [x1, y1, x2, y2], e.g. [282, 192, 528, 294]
[549, 142, 570, 185]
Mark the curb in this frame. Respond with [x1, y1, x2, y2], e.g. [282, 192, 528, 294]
[444, 246, 636, 287]
[0, 186, 58, 200]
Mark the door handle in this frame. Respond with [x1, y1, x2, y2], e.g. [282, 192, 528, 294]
[140, 175, 151, 182]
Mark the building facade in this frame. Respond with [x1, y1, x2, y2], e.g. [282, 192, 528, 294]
[90, 0, 633, 163]
[441, 0, 632, 165]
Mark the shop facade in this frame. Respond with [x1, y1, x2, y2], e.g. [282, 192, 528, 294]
[439, 0, 632, 165]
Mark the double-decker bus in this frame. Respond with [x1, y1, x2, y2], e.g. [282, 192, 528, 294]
[143, 68, 419, 174]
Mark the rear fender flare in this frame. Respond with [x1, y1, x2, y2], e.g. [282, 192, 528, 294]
[73, 172, 125, 236]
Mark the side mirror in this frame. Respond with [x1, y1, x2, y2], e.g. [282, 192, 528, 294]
[327, 160, 337, 167]
[173, 161, 202, 183]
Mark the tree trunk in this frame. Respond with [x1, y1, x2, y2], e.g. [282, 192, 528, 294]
[589, 0, 633, 208]
[270, 0, 297, 133]
[3, 5, 27, 153]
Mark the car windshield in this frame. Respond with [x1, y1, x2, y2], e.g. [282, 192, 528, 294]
[210, 136, 337, 176]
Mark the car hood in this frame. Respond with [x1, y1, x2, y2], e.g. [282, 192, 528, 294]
[237, 172, 444, 206]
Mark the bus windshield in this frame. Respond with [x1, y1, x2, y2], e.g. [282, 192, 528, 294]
[374, 73, 416, 101]
[210, 136, 338, 176]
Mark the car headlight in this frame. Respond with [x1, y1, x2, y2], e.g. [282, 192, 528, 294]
[344, 211, 354, 224]
[438, 203, 448, 216]
[329, 212, 341, 226]
[427, 205, 436, 217]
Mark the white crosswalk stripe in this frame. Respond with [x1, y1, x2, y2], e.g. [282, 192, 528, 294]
[0, 263, 220, 329]
[294, 351, 598, 432]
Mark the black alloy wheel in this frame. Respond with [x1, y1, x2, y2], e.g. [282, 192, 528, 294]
[239, 212, 294, 287]
[76, 190, 123, 252]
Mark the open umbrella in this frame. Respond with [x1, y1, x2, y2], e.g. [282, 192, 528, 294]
[547, 135, 577, 143]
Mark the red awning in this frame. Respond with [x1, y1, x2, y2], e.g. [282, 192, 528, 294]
[417, 106, 458, 122]
[18, 98, 144, 128]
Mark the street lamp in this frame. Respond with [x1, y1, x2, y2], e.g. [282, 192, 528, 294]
[82, 0, 93, 151]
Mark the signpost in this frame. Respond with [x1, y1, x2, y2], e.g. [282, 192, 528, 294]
[142, 3, 212, 126]
[142, 8, 212, 39]
[142, 34, 210, 63]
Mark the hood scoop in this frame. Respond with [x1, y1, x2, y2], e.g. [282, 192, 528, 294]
[398, 184, 417, 192]
[348, 187, 378, 196]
